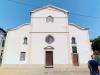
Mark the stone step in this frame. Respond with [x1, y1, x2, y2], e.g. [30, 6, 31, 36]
[0, 64, 90, 75]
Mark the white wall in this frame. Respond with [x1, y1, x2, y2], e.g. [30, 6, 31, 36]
[69, 24, 91, 64]
[30, 33, 69, 64]
[29, 7, 70, 64]
[31, 7, 68, 32]
[2, 25, 30, 64]
[2, 6, 91, 65]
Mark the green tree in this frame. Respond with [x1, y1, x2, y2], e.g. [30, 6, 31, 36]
[92, 36, 100, 54]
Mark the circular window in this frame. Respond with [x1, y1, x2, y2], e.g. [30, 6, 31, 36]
[46, 16, 54, 23]
[45, 35, 54, 44]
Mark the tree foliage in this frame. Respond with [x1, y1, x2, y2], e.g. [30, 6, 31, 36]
[92, 36, 100, 53]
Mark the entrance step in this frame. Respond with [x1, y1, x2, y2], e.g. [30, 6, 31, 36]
[0, 64, 90, 75]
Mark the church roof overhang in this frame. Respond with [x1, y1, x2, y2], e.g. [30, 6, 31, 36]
[69, 23, 89, 30]
[7, 23, 30, 31]
[30, 5, 69, 15]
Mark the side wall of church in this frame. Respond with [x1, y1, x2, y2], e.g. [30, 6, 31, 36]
[69, 25, 91, 64]
[2, 25, 30, 64]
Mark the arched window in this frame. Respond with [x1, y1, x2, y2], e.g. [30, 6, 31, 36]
[46, 16, 54, 23]
[72, 37, 76, 44]
[45, 35, 54, 44]
[72, 46, 77, 53]
[23, 37, 28, 44]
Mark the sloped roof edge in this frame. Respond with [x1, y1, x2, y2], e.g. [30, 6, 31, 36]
[69, 23, 89, 30]
[31, 5, 69, 14]
[7, 23, 30, 31]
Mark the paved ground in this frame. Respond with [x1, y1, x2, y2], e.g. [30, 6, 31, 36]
[0, 65, 90, 75]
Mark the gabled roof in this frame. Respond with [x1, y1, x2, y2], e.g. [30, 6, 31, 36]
[69, 23, 89, 30]
[31, 5, 69, 14]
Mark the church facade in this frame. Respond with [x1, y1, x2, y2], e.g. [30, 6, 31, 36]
[2, 5, 91, 67]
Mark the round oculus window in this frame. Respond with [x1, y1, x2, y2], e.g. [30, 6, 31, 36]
[45, 35, 54, 44]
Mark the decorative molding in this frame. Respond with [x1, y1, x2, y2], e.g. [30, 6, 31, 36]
[30, 32, 69, 33]
[44, 46, 54, 50]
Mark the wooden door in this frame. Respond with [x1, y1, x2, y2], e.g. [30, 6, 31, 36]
[72, 53, 79, 66]
[45, 51, 53, 67]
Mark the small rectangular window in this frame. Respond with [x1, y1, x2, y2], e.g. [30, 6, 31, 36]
[72, 37, 76, 44]
[20, 52, 26, 61]
[72, 46, 77, 53]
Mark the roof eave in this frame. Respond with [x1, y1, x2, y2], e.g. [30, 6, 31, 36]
[69, 23, 89, 30]
[8, 23, 30, 31]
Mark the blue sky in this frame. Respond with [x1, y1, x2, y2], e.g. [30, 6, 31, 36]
[0, 0, 100, 39]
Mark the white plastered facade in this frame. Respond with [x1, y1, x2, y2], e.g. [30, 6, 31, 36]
[2, 5, 91, 65]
